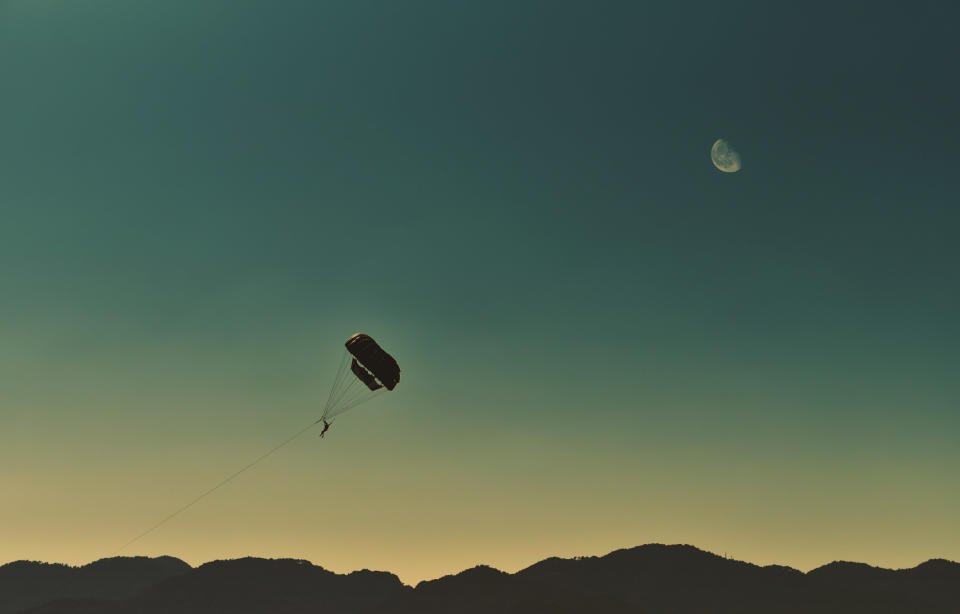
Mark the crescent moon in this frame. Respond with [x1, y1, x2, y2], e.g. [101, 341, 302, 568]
[711, 139, 741, 173]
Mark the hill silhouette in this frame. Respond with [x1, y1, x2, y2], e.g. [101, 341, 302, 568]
[0, 556, 189, 614]
[4, 544, 959, 613]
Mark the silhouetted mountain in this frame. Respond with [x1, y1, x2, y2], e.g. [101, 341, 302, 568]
[7, 545, 960, 614]
[905, 558, 960, 581]
[0, 556, 189, 614]
[389, 562, 637, 614]
[126, 557, 405, 614]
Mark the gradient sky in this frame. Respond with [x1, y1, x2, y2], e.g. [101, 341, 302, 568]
[2, 1, 958, 584]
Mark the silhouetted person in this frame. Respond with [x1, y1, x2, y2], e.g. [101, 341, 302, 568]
[319, 419, 331, 438]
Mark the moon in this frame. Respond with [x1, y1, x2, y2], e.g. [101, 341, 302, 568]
[711, 139, 741, 173]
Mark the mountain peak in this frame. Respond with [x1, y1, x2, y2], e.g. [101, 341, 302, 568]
[906, 558, 960, 580]
[806, 560, 896, 582]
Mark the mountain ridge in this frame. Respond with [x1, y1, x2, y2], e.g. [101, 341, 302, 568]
[4, 544, 958, 614]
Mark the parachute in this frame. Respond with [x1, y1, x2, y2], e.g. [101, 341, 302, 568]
[321, 333, 400, 420]
[345, 333, 401, 390]
[112, 332, 400, 555]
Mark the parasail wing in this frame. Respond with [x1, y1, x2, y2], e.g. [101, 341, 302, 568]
[345, 333, 401, 391]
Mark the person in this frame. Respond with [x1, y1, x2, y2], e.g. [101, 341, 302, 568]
[319, 419, 331, 438]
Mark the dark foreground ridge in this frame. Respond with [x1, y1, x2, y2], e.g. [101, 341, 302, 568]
[3, 545, 959, 614]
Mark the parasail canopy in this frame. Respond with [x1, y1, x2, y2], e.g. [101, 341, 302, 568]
[320, 333, 400, 420]
[345, 333, 401, 391]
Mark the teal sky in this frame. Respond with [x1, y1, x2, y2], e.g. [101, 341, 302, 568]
[2, 1, 958, 583]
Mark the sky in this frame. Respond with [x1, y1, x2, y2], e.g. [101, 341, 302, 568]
[1, 1, 958, 584]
